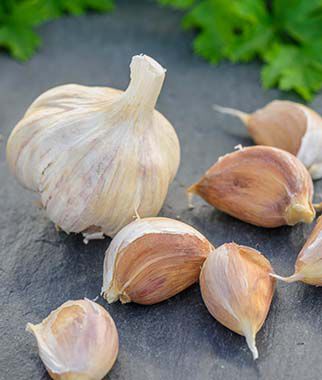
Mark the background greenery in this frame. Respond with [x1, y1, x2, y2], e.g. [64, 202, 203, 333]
[1, 0, 322, 101]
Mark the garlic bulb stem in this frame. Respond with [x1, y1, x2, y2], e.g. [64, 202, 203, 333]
[213, 104, 250, 125]
[123, 55, 166, 110]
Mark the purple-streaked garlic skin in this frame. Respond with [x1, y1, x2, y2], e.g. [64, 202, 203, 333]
[200, 243, 276, 360]
[7, 55, 180, 238]
[214, 100, 322, 179]
[188, 146, 315, 228]
[26, 299, 119, 380]
[102, 217, 214, 305]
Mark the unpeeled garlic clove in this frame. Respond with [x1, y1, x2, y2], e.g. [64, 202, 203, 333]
[188, 146, 315, 228]
[200, 243, 276, 360]
[273, 216, 322, 285]
[26, 299, 119, 380]
[213, 101, 322, 179]
[102, 217, 214, 305]
[7, 54, 180, 238]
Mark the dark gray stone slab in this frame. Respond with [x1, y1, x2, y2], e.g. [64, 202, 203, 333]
[1, 1, 322, 379]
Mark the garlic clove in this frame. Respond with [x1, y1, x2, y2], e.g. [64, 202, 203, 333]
[213, 101, 322, 179]
[188, 145, 315, 228]
[272, 216, 322, 286]
[200, 243, 275, 360]
[102, 217, 214, 305]
[26, 299, 119, 380]
[7, 55, 180, 238]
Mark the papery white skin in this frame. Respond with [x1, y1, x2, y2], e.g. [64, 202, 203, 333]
[213, 101, 322, 179]
[7, 55, 180, 237]
[26, 299, 119, 380]
[102, 216, 212, 302]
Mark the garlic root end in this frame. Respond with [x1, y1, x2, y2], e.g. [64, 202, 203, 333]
[213, 104, 250, 126]
[313, 202, 322, 212]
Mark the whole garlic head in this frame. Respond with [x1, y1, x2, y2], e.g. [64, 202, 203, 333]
[7, 55, 180, 237]
[214, 101, 322, 179]
[26, 299, 119, 380]
[102, 217, 214, 305]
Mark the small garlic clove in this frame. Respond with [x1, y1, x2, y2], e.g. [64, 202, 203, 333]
[26, 299, 119, 380]
[188, 146, 315, 228]
[102, 217, 214, 305]
[213, 101, 322, 179]
[200, 243, 276, 360]
[272, 216, 322, 286]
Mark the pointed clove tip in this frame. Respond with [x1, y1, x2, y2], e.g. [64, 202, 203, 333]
[187, 184, 197, 208]
[212, 104, 250, 125]
[251, 346, 259, 361]
[244, 330, 259, 360]
[270, 272, 301, 283]
[26, 322, 35, 333]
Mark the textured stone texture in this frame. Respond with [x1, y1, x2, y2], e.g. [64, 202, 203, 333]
[1, 1, 322, 379]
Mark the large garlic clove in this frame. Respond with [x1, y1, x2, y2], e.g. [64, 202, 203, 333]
[102, 217, 214, 305]
[7, 55, 180, 238]
[26, 299, 119, 380]
[213, 101, 322, 179]
[188, 146, 315, 228]
[273, 216, 322, 285]
[200, 243, 276, 360]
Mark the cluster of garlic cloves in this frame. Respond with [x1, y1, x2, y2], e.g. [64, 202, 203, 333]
[102, 217, 214, 305]
[273, 216, 322, 286]
[214, 101, 322, 179]
[188, 146, 315, 228]
[200, 243, 276, 360]
[26, 299, 119, 380]
[7, 54, 180, 238]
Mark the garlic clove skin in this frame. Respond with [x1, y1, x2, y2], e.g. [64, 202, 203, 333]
[102, 217, 214, 305]
[213, 101, 322, 179]
[188, 146, 315, 228]
[200, 243, 276, 360]
[26, 299, 119, 380]
[7, 55, 180, 238]
[272, 216, 322, 286]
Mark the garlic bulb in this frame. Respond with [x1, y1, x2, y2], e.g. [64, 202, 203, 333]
[200, 243, 276, 360]
[213, 101, 322, 179]
[7, 54, 180, 238]
[188, 146, 315, 228]
[273, 216, 322, 285]
[102, 217, 214, 305]
[26, 299, 119, 380]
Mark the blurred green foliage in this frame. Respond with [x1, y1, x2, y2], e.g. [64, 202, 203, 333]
[161, 0, 322, 101]
[0, 0, 114, 61]
[1, 0, 322, 100]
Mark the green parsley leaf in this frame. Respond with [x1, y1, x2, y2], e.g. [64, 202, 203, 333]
[45, 0, 114, 17]
[262, 42, 322, 101]
[183, 0, 240, 64]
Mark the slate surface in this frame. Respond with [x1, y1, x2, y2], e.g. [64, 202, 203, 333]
[1, 1, 322, 379]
